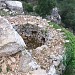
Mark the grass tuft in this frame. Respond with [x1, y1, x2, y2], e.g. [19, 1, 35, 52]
[49, 22, 75, 75]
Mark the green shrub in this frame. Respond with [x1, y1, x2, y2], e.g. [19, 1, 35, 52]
[35, 0, 57, 17]
[0, 67, 2, 73]
[23, 2, 33, 12]
[58, 0, 75, 33]
[0, 10, 9, 16]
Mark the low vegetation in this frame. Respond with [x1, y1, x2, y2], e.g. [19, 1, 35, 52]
[23, 2, 33, 12]
[49, 22, 75, 75]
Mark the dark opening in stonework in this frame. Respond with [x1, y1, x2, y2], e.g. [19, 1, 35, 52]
[22, 36, 42, 50]
[13, 24, 44, 50]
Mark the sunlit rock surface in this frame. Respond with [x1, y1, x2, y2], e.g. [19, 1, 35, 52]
[5, 1, 23, 13]
[0, 17, 26, 56]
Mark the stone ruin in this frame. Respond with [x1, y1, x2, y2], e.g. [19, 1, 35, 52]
[46, 7, 61, 24]
[0, 15, 66, 75]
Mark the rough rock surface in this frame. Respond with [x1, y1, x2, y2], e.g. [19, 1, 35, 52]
[0, 0, 23, 15]
[0, 0, 11, 9]
[46, 7, 61, 24]
[0, 16, 26, 56]
[51, 7, 61, 24]
[5, 1, 23, 13]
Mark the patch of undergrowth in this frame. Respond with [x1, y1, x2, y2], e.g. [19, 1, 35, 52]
[63, 59, 75, 75]
[0, 10, 9, 16]
[22, 2, 33, 12]
[49, 22, 75, 75]
[0, 67, 2, 73]
[7, 66, 11, 72]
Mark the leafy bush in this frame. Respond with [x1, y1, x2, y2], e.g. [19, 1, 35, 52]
[23, 2, 33, 12]
[58, 0, 75, 33]
[63, 59, 75, 75]
[35, 0, 57, 17]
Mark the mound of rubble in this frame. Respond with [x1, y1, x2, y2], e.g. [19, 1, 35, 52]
[0, 15, 66, 75]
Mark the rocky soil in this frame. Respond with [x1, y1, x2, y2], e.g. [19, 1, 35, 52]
[0, 15, 66, 75]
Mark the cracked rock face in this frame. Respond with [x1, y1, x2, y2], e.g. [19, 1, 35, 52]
[0, 17, 26, 56]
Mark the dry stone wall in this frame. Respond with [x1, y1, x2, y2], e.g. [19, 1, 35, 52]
[4, 15, 66, 75]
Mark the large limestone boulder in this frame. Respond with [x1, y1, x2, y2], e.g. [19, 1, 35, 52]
[0, 0, 12, 9]
[0, 17, 26, 56]
[5, 1, 23, 13]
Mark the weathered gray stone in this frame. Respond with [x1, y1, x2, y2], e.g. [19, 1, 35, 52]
[48, 65, 57, 75]
[0, 17, 26, 56]
[3, 8, 9, 12]
[19, 54, 32, 73]
[51, 7, 61, 24]
[29, 69, 47, 75]
[46, 7, 61, 24]
[19, 50, 40, 72]
[0, 0, 11, 9]
[5, 1, 23, 13]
